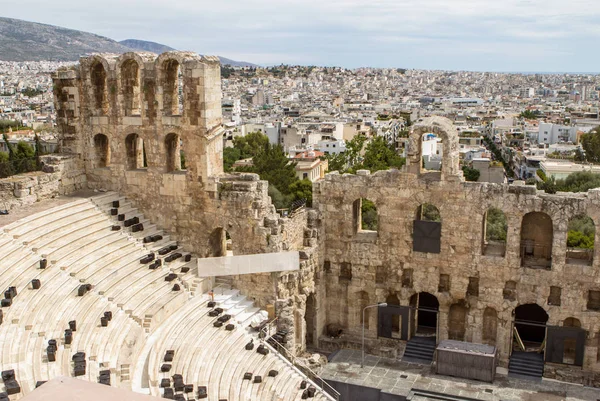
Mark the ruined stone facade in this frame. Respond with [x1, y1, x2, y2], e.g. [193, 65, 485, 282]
[48, 54, 600, 385]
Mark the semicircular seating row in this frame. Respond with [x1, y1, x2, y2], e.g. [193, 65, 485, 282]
[0, 192, 330, 401]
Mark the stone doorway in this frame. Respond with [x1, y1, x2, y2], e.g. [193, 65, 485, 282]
[305, 293, 316, 347]
[409, 292, 439, 338]
[513, 303, 548, 352]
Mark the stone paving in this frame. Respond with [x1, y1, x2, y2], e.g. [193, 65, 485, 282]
[320, 349, 600, 400]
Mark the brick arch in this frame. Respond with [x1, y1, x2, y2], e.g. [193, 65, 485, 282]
[407, 116, 461, 180]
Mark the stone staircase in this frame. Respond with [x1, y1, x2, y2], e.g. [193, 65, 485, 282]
[508, 351, 544, 381]
[402, 336, 436, 364]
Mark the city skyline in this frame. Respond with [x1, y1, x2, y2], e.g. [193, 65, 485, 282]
[3, 0, 600, 72]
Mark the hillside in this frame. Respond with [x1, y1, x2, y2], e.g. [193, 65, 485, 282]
[0, 17, 258, 66]
[119, 39, 175, 54]
[0, 17, 131, 61]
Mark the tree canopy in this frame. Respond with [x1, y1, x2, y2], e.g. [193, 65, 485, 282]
[567, 215, 595, 249]
[539, 171, 600, 193]
[581, 127, 600, 163]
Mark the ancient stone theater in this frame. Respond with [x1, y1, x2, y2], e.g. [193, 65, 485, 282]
[1, 51, 600, 399]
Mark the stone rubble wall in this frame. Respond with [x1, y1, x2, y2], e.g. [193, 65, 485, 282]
[0, 154, 87, 211]
[314, 168, 600, 375]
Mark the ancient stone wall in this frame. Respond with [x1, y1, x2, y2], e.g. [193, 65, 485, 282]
[314, 119, 600, 376]
[51, 52, 319, 352]
[0, 155, 86, 211]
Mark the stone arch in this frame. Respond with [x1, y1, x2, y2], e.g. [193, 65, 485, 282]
[564, 317, 581, 327]
[409, 292, 439, 337]
[407, 116, 461, 180]
[482, 207, 507, 256]
[520, 211, 553, 269]
[93, 134, 110, 168]
[514, 303, 548, 345]
[125, 133, 145, 170]
[415, 203, 441, 222]
[207, 227, 233, 257]
[357, 290, 370, 330]
[120, 58, 141, 116]
[448, 301, 468, 341]
[160, 58, 183, 116]
[353, 198, 378, 232]
[482, 307, 498, 346]
[90, 60, 108, 115]
[566, 215, 595, 266]
[165, 133, 182, 172]
[386, 293, 401, 336]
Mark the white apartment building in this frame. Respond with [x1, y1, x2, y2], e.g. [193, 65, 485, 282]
[538, 122, 577, 144]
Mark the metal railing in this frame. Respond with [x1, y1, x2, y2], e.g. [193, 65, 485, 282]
[264, 336, 340, 401]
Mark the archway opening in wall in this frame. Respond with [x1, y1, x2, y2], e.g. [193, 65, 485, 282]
[353, 198, 378, 232]
[165, 133, 184, 172]
[410, 292, 438, 337]
[121, 59, 141, 116]
[91, 61, 107, 114]
[386, 293, 401, 338]
[208, 228, 233, 257]
[162, 59, 183, 116]
[305, 293, 316, 348]
[482, 207, 507, 256]
[482, 307, 498, 346]
[448, 301, 468, 341]
[514, 303, 548, 351]
[563, 317, 581, 364]
[420, 132, 443, 173]
[125, 133, 146, 170]
[566, 215, 594, 266]
[93, 134, 110, 168]
[413, 203, 441, 253]
[520, 211, 553, 269]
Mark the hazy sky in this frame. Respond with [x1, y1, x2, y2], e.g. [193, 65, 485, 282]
[5, 0, 600, 71]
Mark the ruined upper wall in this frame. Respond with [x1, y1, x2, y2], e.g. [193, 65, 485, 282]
[52, 51, 224, 185]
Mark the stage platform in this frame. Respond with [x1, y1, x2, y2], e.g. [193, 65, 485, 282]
[321, 349, 600, 401]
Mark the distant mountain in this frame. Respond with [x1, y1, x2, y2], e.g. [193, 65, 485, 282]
[0, 17, 131, 61]
[0, 17, 258, 67]
[120, 39, 257, 67]
[119, 39, 175, 54]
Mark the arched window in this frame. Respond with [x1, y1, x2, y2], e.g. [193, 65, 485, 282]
[353, 198, 378, 232]
[482, 207, 507, 256]
[162, 59, 183, 116]
[520, 212, 553, 269]
[93, 134, 110, 168]
[125, 133, 145, 170]
[421, 132, 443, 172]
[91, 61, 107, 114]
[121, 59, 141, 116]
[413, 203, 441, 253]
[165, 133, 181, 172]
[566, 215, 594, 266]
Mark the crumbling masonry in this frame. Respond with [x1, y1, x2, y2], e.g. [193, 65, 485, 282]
[43, 52, 600, 386]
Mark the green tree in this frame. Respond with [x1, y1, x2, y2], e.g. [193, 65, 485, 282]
[289, 179, 313, 207]
[223, 147, 241, 172]
[580, 127, 600, 163]
[354, 136, 405, 173]
[324, 134, 367, 172]
[233, 131, 270, 159]
[462, 165, 480, 182]
[361, 199, 378, 230]
[252, 143, 298, 195]
[418, 203, 441, 222]
[485, 208, 508, 241]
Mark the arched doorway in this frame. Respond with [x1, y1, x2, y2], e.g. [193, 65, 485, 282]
[520, 212, 553, 269]
[207, 227, 233, 257]
[514, 303, 548, 349]
[409, 292, 439, 337]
